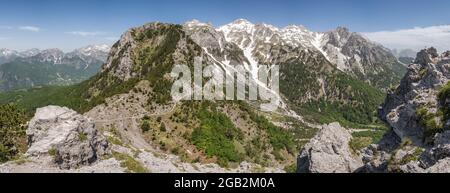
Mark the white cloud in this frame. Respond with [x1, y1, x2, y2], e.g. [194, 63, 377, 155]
[19, 26, 41, 32]
[363, 25, 450, 52]
[66, 31, 105, 37]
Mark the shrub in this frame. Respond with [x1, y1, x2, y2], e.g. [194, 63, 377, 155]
[191, 104, 243, 167]
[160, 123, 167, 132]
[48, 148, 57, 156]
[349, 137, 372, 155]
[141, 121, 151, 133]
[0, 104, 27, 163]
[284, 163, 297, 173]
[112, 152, 148, 173]
[79, 133, 87, 141]
[416, 106, 444, 141]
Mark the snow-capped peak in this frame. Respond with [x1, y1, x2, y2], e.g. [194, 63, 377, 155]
[232, 18, 253, 25]
[219, 18, 255, 35]
[19, 48, 41, 57]
[282, 24, 308, 32]
[0, 48, 18, 57]
[260, 23, 279, 31]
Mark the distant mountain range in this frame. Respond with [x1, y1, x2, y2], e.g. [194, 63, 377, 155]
[0, 45, 110, 92]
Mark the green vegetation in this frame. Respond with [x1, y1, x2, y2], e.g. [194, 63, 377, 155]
[0, 83, 89, 117]
[400, 138, 413, 148]
[352, 128, 387, 143]
[0, 60, 102, 92]
[131, 23, 201, 105]
[107, 136, 124, 146]
[112, 151, 148, 173]
[416, 106, 444, 141]
[400, 148, 424, 165]
[191, 103, 244, 167]
[0, 104, 27, 163]
[160, 123, 167, 132]
[251, 113, 295, 153]
[438, 82, 450, 103]
[239, 102, 296, 154]
[280, 60, 385, 129]
[0, 24, 197, 117]
[349, 137, 372, 155]
[409, 82, 450, 143]
[438, 82, 450, 122]
[78, 132, 87, 142]
[48, 148, 57, 156]
[284, 163, 297, 173]
[364, 62, 406, 91]
[141, 120, 151, 133]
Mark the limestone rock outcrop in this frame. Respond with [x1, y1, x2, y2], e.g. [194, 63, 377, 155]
[297, 122, 363, 173]
[364, 48, 450, 173]
[26, 106, 109, 169]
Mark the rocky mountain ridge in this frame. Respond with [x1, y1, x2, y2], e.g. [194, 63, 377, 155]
[296, 48, 450, 173]
[216, 19, 405, 90]
[0, 44, 111, 92]
[0, 44, 110, 66]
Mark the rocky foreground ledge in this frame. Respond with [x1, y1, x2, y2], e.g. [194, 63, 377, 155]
[0, 106, 283, 173]
[296, 122, 450, 173]
[0, 106, 117, 172]
[26, 106, 109, 169]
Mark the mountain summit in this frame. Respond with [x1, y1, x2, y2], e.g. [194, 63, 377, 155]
[217, 19, 405, 90]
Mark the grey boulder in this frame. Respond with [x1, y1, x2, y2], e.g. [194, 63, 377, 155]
[297, 122, 363, 173]
[26, 105, 109, 169]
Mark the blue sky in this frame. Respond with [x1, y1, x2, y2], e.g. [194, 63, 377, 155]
[1, 0, 450, 51]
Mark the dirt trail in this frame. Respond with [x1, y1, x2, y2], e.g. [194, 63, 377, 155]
[92, 103, 177, 150]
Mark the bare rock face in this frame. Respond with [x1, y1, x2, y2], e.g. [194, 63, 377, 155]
[427, 158, 450, 173]
[379, 48, 450, 145]
[26, 106, 109, 169]
[297, 122, 363, 173]
[364, 48, 450, 173]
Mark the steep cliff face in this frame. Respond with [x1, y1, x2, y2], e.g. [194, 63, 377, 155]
[320, 27, 406, 90]
[365, 48, 450, 172]
[295, 48, 450, 173]
[379, 48, 450, 145]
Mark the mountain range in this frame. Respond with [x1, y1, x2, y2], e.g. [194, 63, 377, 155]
[3, 19, 441, 173]
[0, 45, 110, 91]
